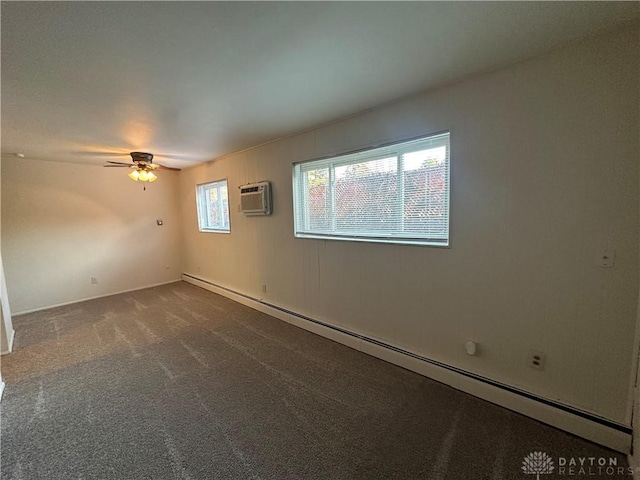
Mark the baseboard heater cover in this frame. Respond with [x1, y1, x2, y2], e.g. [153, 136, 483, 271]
[182, 272, 631, 452]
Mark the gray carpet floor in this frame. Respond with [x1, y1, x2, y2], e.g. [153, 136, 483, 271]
[0, 281, 630, 479]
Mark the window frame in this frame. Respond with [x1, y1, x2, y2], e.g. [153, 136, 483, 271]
[195, 179, 231, 234]
[292, 131, 450, 247]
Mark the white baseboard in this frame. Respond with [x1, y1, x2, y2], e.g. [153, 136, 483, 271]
[183, 273, 632, 454]
[0, 381, 4, 401]
[12, 280, 183, 316]
[1, 328, 15, 355]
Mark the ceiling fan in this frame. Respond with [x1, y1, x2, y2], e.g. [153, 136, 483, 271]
[103, 151, 181, 188]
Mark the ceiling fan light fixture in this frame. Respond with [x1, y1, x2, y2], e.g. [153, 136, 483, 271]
[103, 151, 179, 187]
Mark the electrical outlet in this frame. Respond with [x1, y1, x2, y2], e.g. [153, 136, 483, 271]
[529, 350, 545, 370]
[261, 284, 267, 293]
[91, 276, 98, 285]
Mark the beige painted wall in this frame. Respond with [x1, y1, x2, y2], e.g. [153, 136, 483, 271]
[179, 27, 640, 425]
[1, 158, 183, 313]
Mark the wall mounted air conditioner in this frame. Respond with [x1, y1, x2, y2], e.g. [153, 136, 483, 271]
[240, 181, 272, 216]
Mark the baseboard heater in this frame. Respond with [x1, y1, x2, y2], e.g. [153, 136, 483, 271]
[182, 273, 631, 441]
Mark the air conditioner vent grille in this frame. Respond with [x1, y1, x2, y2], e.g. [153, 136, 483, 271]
[240, 181, 272, 216]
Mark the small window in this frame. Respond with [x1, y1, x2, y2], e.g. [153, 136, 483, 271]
[293, 132, 450, 246]
[196, 180, 230, 233]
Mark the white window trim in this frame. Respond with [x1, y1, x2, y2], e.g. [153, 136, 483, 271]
[292, 131, 450, 247]
[196, 179, 231, 234]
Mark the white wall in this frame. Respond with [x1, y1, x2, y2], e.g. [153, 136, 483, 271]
[0, 255, 15, 354]
[1, 158, 184, 313]
[0, 157, 15, 355]
[179, 27, 639, 426]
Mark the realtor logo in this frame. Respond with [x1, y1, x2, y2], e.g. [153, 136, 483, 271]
[522, 451, 555, 479]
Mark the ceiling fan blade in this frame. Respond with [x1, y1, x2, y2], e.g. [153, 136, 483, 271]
[106, 160, 134, 166]
[103, 165, 133, 168]
[155, 164, 182, 171]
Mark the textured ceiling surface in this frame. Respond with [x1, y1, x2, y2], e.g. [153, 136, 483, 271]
[2, 2, 638, 169]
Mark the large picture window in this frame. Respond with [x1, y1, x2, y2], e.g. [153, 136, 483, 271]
[293, 132, 450, 246]
[196, 180, 230, 233]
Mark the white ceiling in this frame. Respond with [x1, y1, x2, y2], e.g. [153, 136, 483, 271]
[2, 2, 638, 169]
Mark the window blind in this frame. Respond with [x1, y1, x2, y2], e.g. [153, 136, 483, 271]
[293, 132, 450, 246]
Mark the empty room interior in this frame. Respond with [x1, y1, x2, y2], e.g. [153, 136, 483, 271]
[1, 2, 640, 479]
